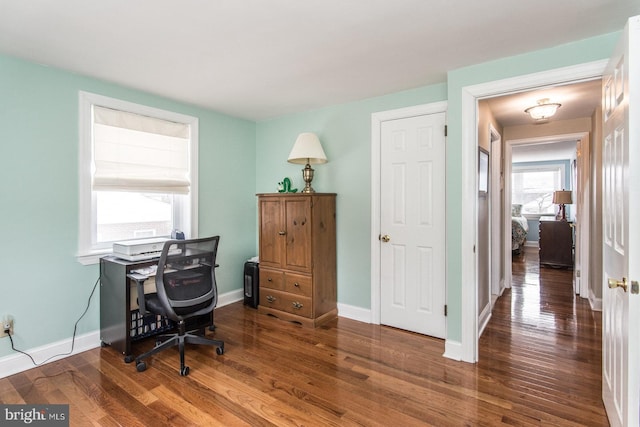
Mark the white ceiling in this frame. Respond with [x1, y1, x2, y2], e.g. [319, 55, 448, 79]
[1, 1, 638, 121]
[485, 79, 603, 127]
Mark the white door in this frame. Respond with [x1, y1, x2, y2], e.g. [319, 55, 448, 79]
[602, 15, 640, 427]
[379, 112, 446, 338]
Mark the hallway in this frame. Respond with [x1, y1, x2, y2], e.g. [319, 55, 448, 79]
[479, 249, 607, 425]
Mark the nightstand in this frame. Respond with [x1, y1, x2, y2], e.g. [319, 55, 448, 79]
[539, 217, 574, 269]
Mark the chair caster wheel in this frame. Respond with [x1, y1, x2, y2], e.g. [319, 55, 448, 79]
[124, 355, 134, 363]
[136, 361, 147, 372]
[216, 346, 224, 355]
[180, 366, 190, 376]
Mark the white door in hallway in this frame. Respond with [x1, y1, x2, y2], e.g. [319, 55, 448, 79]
[379, 112, 446, 338]
[602, 15, 640, 427]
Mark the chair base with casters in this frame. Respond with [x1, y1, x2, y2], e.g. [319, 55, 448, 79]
[135, 319, 224, 376]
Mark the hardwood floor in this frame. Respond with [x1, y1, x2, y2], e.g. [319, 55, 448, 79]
[1, 251, 607, 426]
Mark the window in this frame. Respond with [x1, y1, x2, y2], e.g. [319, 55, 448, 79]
[512, 163, 565, 217]
[78, 92, 198, 264]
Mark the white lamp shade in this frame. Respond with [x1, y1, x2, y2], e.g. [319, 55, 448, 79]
[288, 133, 328, 165]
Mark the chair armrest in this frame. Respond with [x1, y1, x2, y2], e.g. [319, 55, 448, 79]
[127, 273, 149, 315]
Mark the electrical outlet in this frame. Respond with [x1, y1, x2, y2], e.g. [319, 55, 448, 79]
[0, 316, 14, 338]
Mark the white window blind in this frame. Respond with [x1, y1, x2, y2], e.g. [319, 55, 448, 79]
[92, 106, 191, 194]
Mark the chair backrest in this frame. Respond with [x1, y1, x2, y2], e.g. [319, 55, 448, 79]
[155, 236, 220, 322]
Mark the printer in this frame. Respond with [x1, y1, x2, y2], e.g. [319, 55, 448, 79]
[112, 237, 172, 261]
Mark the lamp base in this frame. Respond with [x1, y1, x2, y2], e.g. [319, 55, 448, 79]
[301, 163, 315, 193]
[557, 204, 567, 221]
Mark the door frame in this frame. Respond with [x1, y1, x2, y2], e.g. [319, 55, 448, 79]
[504, 133, 588, 294]
[370, 101, 448, 327]
[460, 60, 607, 362]
[489, 125, 504, 300]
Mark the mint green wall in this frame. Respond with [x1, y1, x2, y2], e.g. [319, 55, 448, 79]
[0, 54, 256, 358]
[256, 85, 447, 307]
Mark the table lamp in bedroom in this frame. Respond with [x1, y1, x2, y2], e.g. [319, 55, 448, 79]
[553, 190, 572, 221]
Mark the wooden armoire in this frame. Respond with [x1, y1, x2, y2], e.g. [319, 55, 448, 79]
[257, 193, 337, 327]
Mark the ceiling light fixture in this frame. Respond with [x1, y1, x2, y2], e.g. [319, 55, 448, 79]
[524, 98, 561, 120]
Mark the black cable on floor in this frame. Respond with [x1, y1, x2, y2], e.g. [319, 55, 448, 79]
[7, 276, 100, 366]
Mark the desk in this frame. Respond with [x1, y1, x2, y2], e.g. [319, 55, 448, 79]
[99, 255, 213, 363]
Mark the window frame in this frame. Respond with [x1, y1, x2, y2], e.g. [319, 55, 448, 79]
[511, 162, 566, 220]
[77, 91, 199, 265]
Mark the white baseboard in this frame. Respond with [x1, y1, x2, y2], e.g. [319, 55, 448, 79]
[0, 331, 101, 379]
[443, 339, 463, 361]
[337, 303, 372, 324]
[0, 289, 244, 379]
[218, 289, 244, 307]
[589, 289, 603, 311]
[478, 303, 492, 337]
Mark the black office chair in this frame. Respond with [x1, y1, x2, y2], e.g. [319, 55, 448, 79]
[132, 236, 224, 376]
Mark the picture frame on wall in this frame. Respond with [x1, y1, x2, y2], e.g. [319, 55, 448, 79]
[478, 148, 489, 195]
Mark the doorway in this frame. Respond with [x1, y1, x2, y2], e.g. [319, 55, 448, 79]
[461, 59, 607, 362]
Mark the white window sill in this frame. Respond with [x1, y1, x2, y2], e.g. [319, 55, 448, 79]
[77, 249, 112, 266]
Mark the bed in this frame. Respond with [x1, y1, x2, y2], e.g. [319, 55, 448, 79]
[511, 204, 529, 254]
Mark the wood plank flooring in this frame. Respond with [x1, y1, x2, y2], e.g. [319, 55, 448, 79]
[1, 250, 607, 426]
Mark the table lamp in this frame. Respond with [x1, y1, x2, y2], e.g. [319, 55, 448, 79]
[552, 190, 572, 221]
[287, 133, 327, 193]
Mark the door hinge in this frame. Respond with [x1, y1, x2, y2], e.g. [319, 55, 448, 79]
[444, 125, 448, 137]
[444, 305, 448, 316]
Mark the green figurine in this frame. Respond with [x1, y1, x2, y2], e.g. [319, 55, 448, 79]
[278, 177, 298, 193]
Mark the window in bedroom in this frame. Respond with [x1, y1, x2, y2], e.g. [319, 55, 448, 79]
[512, 163, 566, 216]
[77, 92, 199, 264]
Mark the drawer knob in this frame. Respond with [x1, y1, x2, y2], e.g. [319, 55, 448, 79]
[266, 295, 276, 303]
[267, 277, 273, 282]
[293, 282, 300, 288]
[278, 231, 286, 235]
[292, 301, 303, 310]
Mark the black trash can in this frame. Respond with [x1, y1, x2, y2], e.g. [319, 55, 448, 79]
[243, 261, 259, 308]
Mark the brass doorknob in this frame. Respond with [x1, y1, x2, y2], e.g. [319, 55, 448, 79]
[380, 234, 391, 243]
[608, 277, 628, 292]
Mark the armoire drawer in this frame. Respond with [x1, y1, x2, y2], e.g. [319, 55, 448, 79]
[259, 289, 312, 318]
[284, 272, 312, 297]
[260, 268, 284, 290]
